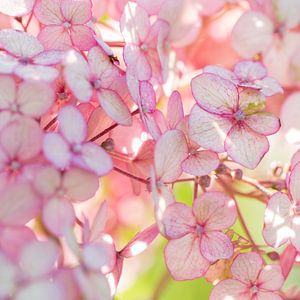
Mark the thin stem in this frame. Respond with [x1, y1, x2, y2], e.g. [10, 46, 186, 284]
[193, 177, 199, 201]
[106, 41, 125, 47]
[165, 178, 195, 184]
[152, 270, 171, 300]
[24, 12, 34, 32]
[240, 176, 273, 197]
[43, 116, 57, 131]
[113, 166, 148, 184]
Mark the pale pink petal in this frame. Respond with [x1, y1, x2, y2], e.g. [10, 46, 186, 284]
[43, 132, 71, 169]
[58, 105, 86, 144]
[33, 50, 64, 65]
[120, 2, 150, 44]
[38, 25, 72, 50]
[189, 105, 232, 153]
[15, 64, 59, 82]
[167, 91, 184, 129]
[61, 0, 92, 24]
[256, 291, 283, 300]
[17, 81, 54, 117]
[201, 231, 233, 262]
[63, 50, 93, 102]
[0, 111, 12, 131]
[280, 244, 297, 279]
[263, 192, 293, 248]
[244, 113, 280, 136]
[136, 0, 164, 15]
[0, 75, 16, 109]
[193, 192, 237, 231]
[234, 61, 267, 81]
[70, 25, 96, 51]
[33, 166, 61, 197]
[154, 129, 188, 182]
[162, 202, 196, 239]
[42, 198, 75, 236]
[63, 167, 99, 202]
[34, 0, 64, 25]
[19, 240, 59, 278]
[289, 162, 300, 204]
[291, 150, 300, 169]
[203, 65, 238, 84]
[232, 11, 274, 58]
[74, 142, 113, 176]
[257, 264, 284, 291]
[0, 29, 43, 57]
[0, 183, 40, 226]
[82, 235, 116, 274]
[191, 73, 238, 114]
[291, 216, 300, 251]
[198, 0, 225, 16]
[225, 123, 269, 169]
[89, 201, 108, 242]
[182, 150, 219, 176]
[164, 233, 210, 280]
[209, 279, 249, 300]
[0, 117, 42, 161]
[0, 0, 35, 17]
[275, 0, 300, 29]
[231, 252, 263, 284]
[0, 52, 18, 74]
[97, 89, 132, 126]
[139, 81, 156, 113]
[256, 77, 284, 97]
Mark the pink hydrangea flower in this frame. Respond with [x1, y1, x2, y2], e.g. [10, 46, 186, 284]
[189, 73, 280, 169]
[64, 47, 132, 126]
[0, 29, 62, 82]
[34, 0, 96, 51]
[204, 60, 283, 96]
[43, 105, 113, 176]
[263, 162, 300, 251]
[162, 192, 237, 280]
[210, 252, 284, 300]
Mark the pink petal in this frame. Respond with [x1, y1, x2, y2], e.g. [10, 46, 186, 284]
[0, 117, 42, 161]
[257, 291, 283, 300]
[189, 105, 232, 153]
[63, 50, 93, 102]
[209, 279, 249, 300]
[154, 129, 188, 182]
[19, 240, 59, 278]
[61, 0, 92, 24]
[97, 89, 132, 126]
[42, 197, 75, 236]
[182, 150, 219, 176]
[193, 192, 237, 231]
[43, 132, 71, 169]
[0, 52, 18, 74]
[0, 0, 35, 17]
[15, 64, 59, 82]
[89, 201, 109, 242]
[167, 91, 184, 129]
[244, 113, 280, 136]
[120, 2, 150, 44]
[203, 65, 238, 84]
[70, 25, 96, 51]
[191, 73, 238, 115]
[201, 231, 233, 262]
[0, 75, 16, 109]
[75, 142, 113, 176]
[257, 264, 284, 291]
[256, 77, 283, 97]
[225, 122, 269, 169]
[17, 81, 54, 117]
[198, 0, 225, 16]
[234, 61, 267, 81]
[38, 25, 72, 50]
[162, 202, 196, 239]
[33, 50, 64, 65]
[139, 81, 156, 113]
[231, 252, 263, 284]
[289, 162, 300, 204]
[136, 0, 164, 15]
[280, 244, 297, 279]
[34, 0, 64, 25]
[120, 223, 159, 257]
[263, 192, 293, 248]
[63, 167, 99, 202]
[291, 150, 300, 169]
[0, 183, 40, 226]
[291, 216, 300, 251]
[232, 11, 274, 58]
[0, 29, 43, 57]
[164, 233, 210, 280]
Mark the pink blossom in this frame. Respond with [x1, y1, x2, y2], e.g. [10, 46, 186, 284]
[64, 48, 132, 125]
[34, 0, 96, 51]
[43, 105, 113, 176]
[162, 192, 237, 280]
[0, 0, 35, 17]
[210, 252, 284, 300]
[263, 162, 300, 251]
[0, 29, 62, 81]
[189, 73, 280, 169]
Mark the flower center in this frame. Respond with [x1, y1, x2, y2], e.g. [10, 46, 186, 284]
[63, 21, 71, 29]
[56, 188, 65, 198]
[10, 160, 20, 171]
[249, 285, 259, 294]
[91, 79, 101, 90]
[72, 143, 82, 153]
[18, 57, 31, 65]
[10, 103, 19, 113]
[234, 109, 245, 121]
[196, 224, 204, 236]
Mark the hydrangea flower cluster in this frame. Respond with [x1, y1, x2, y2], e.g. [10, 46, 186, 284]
[0, 0, 300, 299]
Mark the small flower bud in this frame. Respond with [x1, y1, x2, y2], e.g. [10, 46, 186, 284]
[199, 175, 211, 188]
[101, 138, 114, 151]
[233, 169, 243, 180]
[274, 180, 286, 191]
[267, 251, 280, 261]
[216, 163, 227, 174]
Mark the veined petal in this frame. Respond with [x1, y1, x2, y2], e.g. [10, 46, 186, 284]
[203, 65, 238, 83]
[257, 264, 284, 291]
[234, 60, 267, 81]
[256, 291, 283, 300]
[0, 75, 16, 109]
[164, 233, 210, 280]
[244, 113, 280, 136]
[70, 25, 96, 51]
[34, 0, 64, 25]
[167, 91, 184, 129]
[33, 50, 64, 65]
[0, 0, 35, 17]
[225, 122, 269, 169]
[15, 64, 59, 82]
[0, 52, 18, 74]
[289, 162, 300, 204]
[61, 0, 92, 24]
